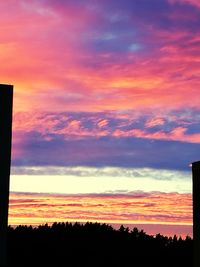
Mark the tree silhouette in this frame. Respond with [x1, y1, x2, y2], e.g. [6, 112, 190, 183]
[7, 222, 192, 267]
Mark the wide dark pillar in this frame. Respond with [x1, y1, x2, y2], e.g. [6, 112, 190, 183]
[0, 85, 13, 267]
[192, 161, 200, 267]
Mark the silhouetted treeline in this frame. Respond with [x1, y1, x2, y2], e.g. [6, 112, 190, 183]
[7, 222, 192, 266]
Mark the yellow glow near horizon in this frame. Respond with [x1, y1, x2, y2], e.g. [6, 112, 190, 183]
[8, 192, 192, 237]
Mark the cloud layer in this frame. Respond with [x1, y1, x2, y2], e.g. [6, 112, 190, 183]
[9, 191, 192, 236]
[0, 0, 199, 113]
[10, 166, 192, 194]
[1, 1, 198, 233]
[1, 0, 199, 172]
[12, 111, 200, 170]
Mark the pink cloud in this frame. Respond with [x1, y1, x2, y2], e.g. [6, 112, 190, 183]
[0, 1, 199, 114]
[97, 119, 109, 128]
[145, 118, 165, 128]
[12, 112, 200, 149]
[8, 192, 192, 236]
[169, 0, 200, 8]
[113, 127, 200, 143]
[0, 0, 199, 165]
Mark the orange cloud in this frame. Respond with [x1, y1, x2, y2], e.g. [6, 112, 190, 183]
[0, 0, 199, 114]
[8, 192, 192, 234]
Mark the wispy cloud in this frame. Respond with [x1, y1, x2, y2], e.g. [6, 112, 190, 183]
[11, 111, 200, 170]
[1, 1, 200, 171]
[10, 166, 191, 194]
[11, 165, 189, 180]
[9, 191, 192, 232]
[13, 110, 200, 143]
[1, 0, 197, 237]
[0, 0, 199, 113]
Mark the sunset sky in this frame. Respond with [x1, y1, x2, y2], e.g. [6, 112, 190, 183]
[1, 0, 200, 236]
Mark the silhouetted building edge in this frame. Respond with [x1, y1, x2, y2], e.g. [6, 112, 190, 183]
[192, 161, 200, 267]
[0, 84, 13, 267]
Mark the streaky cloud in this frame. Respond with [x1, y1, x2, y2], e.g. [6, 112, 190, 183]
[11, 165, 190, 181]
[12, 110, 200, 171]
[9, 191, 192, 235]
[10, 166, 192, 194]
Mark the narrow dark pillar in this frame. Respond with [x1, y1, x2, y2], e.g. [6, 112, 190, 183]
[0, 85, 13, 267]
[192, 161, 200, 267]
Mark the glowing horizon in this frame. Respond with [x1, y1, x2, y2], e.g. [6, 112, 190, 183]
[8, 191, 192, 237]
